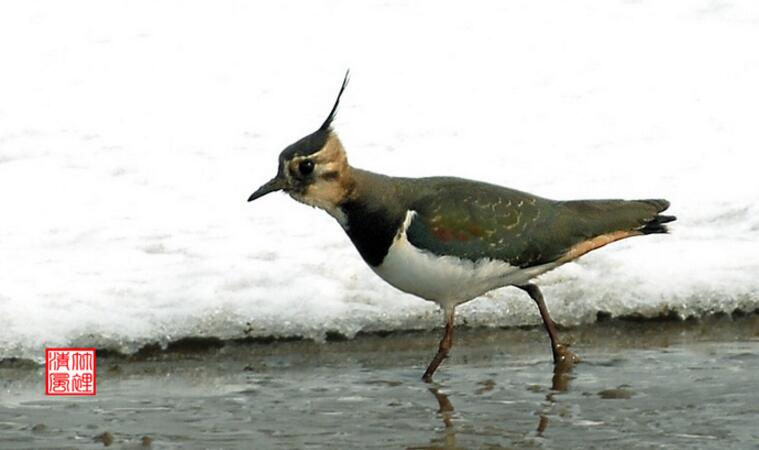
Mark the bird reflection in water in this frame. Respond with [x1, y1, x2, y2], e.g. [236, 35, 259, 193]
[536, 360, 575, 435]
[408, 362, 575, 449]
[407, 387, 461, 450]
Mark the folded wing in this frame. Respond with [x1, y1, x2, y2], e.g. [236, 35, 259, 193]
[405, 178, 674, 268]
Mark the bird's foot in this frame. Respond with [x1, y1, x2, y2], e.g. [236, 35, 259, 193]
[553, 343, 580, 369]
[422, 352, 448, 383]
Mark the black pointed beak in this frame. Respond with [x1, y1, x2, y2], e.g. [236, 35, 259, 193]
[248, 176, 288, 202]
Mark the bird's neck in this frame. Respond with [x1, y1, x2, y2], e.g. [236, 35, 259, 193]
[332, 168, 411, 266]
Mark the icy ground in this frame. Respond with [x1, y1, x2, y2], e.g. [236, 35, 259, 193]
[1, 0, 758, 360]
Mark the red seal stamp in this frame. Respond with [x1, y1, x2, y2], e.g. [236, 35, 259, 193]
[45, 348, 96, 396]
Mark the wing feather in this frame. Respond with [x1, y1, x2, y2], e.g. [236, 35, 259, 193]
[404, 178, 671, 268]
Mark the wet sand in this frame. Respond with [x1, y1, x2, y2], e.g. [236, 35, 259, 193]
[1, 315, 758, 449]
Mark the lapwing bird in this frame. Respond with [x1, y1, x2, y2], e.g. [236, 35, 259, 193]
[248, 73, 675, 382]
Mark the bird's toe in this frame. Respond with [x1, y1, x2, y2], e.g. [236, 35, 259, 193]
[554, 343, 580, 367]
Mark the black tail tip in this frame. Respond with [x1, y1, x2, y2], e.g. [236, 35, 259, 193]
[641, 214, 676, 234]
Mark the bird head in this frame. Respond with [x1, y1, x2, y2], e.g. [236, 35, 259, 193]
[248, 71, 353, 216]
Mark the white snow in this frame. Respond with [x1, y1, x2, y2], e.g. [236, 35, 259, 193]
[1, 0, 758, 360]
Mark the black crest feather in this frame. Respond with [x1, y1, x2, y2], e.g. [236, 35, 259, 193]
[279, 70, 351, 160]
[320, 69, 350, 131]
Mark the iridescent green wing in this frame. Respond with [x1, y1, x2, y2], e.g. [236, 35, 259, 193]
[404, 178, 561, 267]
[405, 177, 670, 268]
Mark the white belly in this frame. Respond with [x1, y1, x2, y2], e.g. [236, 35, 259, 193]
[371, 211, 558, 311]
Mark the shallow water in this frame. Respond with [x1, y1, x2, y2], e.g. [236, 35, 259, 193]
[1, 317, 758, 449]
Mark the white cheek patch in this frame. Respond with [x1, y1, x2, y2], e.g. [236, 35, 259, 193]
[286, 143, 350, 226]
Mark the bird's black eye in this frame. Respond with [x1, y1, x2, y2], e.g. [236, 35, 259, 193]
[298, 159, 315, 175]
